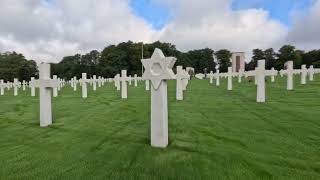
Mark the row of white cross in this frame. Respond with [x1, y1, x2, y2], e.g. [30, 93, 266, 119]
[205, 60, 320, 103]
[0, 48, 188, 149]
[8, 48, 318, 149]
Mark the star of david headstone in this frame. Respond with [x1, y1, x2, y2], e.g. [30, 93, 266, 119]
[142, 48, 176, 90]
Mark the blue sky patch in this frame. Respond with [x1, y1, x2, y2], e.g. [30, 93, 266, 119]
[130, 0, 171, 29]
[231, 0, 315, 26]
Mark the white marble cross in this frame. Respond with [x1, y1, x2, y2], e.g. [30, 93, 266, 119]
[30, 77, 36, 96]
[38, 64, 59, 127]
[13, 78, 20, 96]
[270, 67, 276, 82]
[70, 78, 74, 88]
[282, 61, 294, 90]
[308, 65, 315, 81]
[98, 76, 102, 88]
[209, 71, 214, 84]
[226, 67, 235, 91]
[101, 77, 105, 86]
[300, 64, 308, 85]
[214, 65, 220, 86]
[73, 76, 77, 91]
[53, 75, 58, 97]
[92, 75, 97, 91]
[120, 70, 128, 99]
[57, 78, 61, 91]
[114, 74, 121, 91]
[246, 60, 278, 102]
[176, 66, 189, 100]
[0, 80, 5, 95]
[81, 73, 89, 98]
[182, 69, 189, 91]
[128, 75, 132, 86]
[134, 74, 138, 87]
[238, 69, 244, 83]
[22, 80, 27, 91]
[142, 48, 176, 148]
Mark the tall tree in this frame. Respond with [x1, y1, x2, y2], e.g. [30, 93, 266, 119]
[264, 48, 276, 69]
[276, 45, 302, 69]
[0, 52, 37, 81]
[215, 49, 232, 72]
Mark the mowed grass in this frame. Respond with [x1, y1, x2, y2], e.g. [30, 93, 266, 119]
[0, 75, 320, 180]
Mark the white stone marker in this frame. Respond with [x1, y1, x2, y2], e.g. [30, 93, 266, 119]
[209, 71, 214, 84]
[238, 70, 244, 83]
[92, 75, 97, 91]
[182, 70, 189, 90]
[30, 77, 36, 96]
[98, 76, 102, 88]
[142, 48, 176, 148]
[145, 80, 150, 91]
[214, 65, 220, 86]
[282, 61, 294, 90]
[0, 80, 4, 95]
[38, 63, 59, 127]
[13, 78, 19, 96]
[73, 76, 77, 91]
[128, 75, 132, 86]
[57, 78, 61, 91]
[53, 75, 58, 97]
[134, 74, 138, 87]
[308, 65, 314, 81]
[70, 78, 74, 88]
[271, 67, 276, 82]
[300, 64, 307, 85]
[120, 70, 128, 99]
[227, 67, 234, 91]
[176, 66, 188, 101]
[81, 73, 88, 98]
[22, 80, 27, 91]
[248, 60, 278, 102]
[115, 74, 121, 91]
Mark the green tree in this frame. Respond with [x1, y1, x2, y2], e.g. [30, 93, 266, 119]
[276, 45, 302, 69]
[264, 48, 276, 69]
[215, 49, 232, 72]
[0, 51, 37, 81]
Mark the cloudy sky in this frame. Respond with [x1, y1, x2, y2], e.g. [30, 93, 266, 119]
[0, 0, 319, 62]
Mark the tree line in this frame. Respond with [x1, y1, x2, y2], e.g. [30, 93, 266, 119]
[0, 41, 319, 81]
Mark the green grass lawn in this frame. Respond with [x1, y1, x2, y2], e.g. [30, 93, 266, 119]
[0, 75, 320, 180]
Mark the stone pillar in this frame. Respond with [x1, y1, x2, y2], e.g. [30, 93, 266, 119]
[209, 71, 214, 84]
[301, 65, 307, 85]
[176, 66, 184, 101]
[53, 75, 58, 97]
[31, 77, 36, 96]
[13, 78, 18, 96]
[227, 67, 233, 91]
[0, 80, 4, 95]
[39, 64, 52, 127]
[256, 60, 266, 103]
[93, 75, 97, 91]
[134, 74, 138, 87]
[215, 70, 220, 86]
[73, 76, 77, 91]
[271, 67, 275, 82]
[286, 61, 293, 90]
[121, 70, 128, 99]
[151, 81, 168, 147]
[82, 73, 88, 98]
[309, 65, 314, 81]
